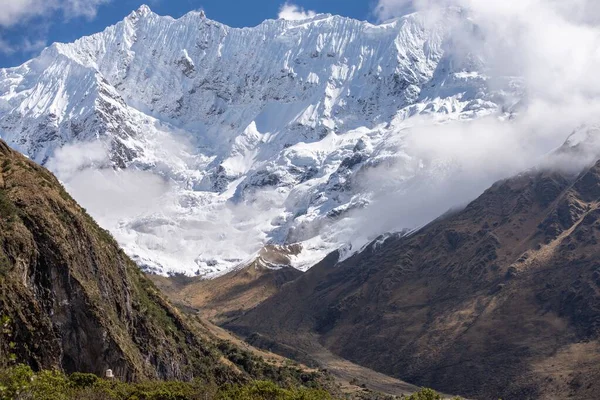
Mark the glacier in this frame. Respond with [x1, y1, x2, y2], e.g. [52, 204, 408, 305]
[0, 5, 524, 276]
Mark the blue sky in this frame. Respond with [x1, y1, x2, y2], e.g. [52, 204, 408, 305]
[0, 0, 386, 68]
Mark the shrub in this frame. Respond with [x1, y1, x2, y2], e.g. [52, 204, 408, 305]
[217, 381, 331, 400]
[69, 372, 99, 389]
[0, 367, 333, 400]
[0, 364, 34, 400]
[403, 388, 463, 400]
[0, 316, 16, 367]
[27, 369, 72, 400]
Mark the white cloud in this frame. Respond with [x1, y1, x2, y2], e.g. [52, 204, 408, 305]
[369, 0, 600, 154]
[21, 38, 47, 53]
[0, 0, 110, 27]
[46, 140, 111, 181]
[332, 0, 600, 253]
[46, 137, 294, 276]
[0, 37, 47, 56]
[61, 0, 110, 19]
[278, 2, 317, 21]
[0, 0, 107, 58]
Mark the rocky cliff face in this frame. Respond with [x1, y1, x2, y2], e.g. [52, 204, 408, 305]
[0, 139, 276, 384]
[229, 156, 600, 399]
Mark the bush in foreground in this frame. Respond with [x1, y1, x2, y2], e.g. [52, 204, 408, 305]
[0, 365, 462, 400]
[0, 365, 331, 400]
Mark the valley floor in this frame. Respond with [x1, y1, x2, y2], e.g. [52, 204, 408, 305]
[201, 314, 419, 397]
[150, 271, 445, 399]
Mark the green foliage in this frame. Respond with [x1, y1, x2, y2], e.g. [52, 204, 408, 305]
[108, 380, 214, 400]
[0, 365, 467, 400]
[402, 388, 463, 400]
[29, 369, 72, 400]
[0, 316, 16, 367]
[403, 388, 442, 400]
[0, 366, 332, 400]
[69, 372, 99, 388]
[217, 380, 331, 400]
[216, 341, 324, 389]
[0, 364, 34, 400]
[131, 271, 181, 335]
[0, 366, 75, 400]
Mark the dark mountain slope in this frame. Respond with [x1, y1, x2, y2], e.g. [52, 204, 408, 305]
[229, 162, 600, 399]
[0, 139, 331, 390]
[0, 140, 237, 381]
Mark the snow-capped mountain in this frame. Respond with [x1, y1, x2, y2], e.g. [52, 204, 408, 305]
[0, 5, 521, 276]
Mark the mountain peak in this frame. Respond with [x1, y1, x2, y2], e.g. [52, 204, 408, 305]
[0, 3, 515, 277]
[127, 4, 153, 20]
[137, 4, 152, 15]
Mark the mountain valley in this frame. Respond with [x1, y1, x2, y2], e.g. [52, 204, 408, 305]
[2, 2, 600, 399]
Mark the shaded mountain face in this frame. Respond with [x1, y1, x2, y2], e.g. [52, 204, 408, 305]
[0, 139, 325, 387]
[0, 139, 234, 381]
[228, 160, 600, 399]
[0, 5, 522, 276]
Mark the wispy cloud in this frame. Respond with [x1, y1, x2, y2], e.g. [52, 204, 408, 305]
[0, 37, 47, 56]
[21, 38, 47, 53]
[0, 0, 110, 27]
[278, 2, 317, 21]
[60, 0, 111, 20]
[374, 0, 415, 21]
[0, 0, 109, 58]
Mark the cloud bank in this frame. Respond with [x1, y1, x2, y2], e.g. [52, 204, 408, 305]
[340, 0, 600, 252]
[46, 136, 292, 276]
[278, 2, 317, 21]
